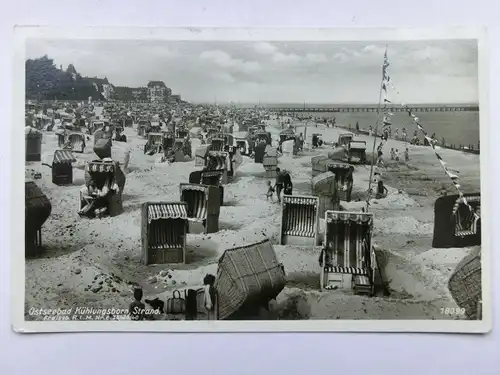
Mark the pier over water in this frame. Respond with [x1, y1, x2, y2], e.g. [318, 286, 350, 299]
[244, 105, 479, 113]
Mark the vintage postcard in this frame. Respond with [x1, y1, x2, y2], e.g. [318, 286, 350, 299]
[12, 27, 490, 333]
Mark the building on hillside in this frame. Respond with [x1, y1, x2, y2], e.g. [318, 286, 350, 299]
[147, 81, 172, 102]
[132, 87, 148, 101]
[88, 77, 115, 100]
[102, 83, 115, 100]
[113, 86, 134, 101]
[168, 94, 181, 104]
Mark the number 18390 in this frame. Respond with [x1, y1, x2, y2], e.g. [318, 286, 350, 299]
[441, 307, 466, 315]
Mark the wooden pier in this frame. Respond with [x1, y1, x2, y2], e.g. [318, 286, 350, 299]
[253, 105, 479, 113]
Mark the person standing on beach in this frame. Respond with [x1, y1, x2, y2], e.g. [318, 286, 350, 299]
[298, 133, 304, 151]
[377, 143, 385, 167]
[203, 274, 217, 320]
[376, 180, 389, 199]
[265, 180, 275, 201]
[283, 171, 293, 196]
[356, 122, 360, 135]
[275, 168, 284, 203]
[129, 287, 146, 321]
[382, 128, 389, 141]
[404, 147, 409, 161]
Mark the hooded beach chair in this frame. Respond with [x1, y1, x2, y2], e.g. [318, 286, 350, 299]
[180, 183, 221, 234]
[141, 202, 188, 265]
[320, 211, 375, 295]
[280, 195, 320, 246]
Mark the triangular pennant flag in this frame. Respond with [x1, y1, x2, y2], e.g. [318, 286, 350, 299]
[378, 50, 474, 215]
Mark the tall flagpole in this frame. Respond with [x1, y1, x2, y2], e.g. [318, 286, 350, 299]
[366, 45, 388, 212]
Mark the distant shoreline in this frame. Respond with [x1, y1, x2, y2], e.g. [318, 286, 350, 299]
[197, 102, 480, 108]
[27, 98, 479, 108]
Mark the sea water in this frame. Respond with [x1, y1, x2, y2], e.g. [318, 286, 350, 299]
[310, 111, 480, 147]
[242, 104, 480, 147]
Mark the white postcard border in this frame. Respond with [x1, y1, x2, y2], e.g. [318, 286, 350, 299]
[11, 26, 492, 333]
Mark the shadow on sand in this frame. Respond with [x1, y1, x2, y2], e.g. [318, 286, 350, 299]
[285, 271, 321, 290]
[184, 238, 220, 266]
[218, 221, 244, 231]
[26, 241, 89, 260]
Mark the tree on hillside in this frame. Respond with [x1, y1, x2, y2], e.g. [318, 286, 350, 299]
[25, 55, 105, 101]
[25, 55, 61, 99]
[66, 64, 77, 75]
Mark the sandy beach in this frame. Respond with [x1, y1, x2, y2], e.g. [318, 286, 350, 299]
[24, 108, 480, 321]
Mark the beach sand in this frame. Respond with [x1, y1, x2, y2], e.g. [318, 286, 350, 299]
[24, 111, 481, 321]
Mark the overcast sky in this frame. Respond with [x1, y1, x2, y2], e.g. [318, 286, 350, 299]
[26, 39, 478, 104]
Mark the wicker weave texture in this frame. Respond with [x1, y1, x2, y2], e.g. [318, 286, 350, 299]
[215, 239, 286, 320]
[25, 182, 52, 232]
[311, 171, 336, 196]
[448, 247, 482, 319]
[311, 155, 329, 170]
[93, 138, 112, 159]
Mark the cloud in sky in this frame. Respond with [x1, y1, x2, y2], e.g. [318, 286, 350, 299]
[25, 39, 479, 104]
[199, 50, 261, 73]
[253, 42, 278, 55]
[305, 53, 328, 63]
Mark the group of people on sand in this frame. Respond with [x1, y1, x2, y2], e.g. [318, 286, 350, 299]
[345, 121, 443, 149]
[324, 116, 336, 128]
[377, 143, 410, 167]
[389, 147, 410, 162]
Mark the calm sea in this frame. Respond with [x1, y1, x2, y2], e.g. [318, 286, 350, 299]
[250, 104, 480, 147]
[316, 111, 480, 147]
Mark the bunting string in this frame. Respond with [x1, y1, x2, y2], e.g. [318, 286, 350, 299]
[380, 49, 478, 219]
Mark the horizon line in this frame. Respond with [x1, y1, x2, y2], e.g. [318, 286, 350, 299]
[191, 101, 479, 106]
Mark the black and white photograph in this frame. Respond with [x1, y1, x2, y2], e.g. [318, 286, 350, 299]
[14, 27, 489, 332]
